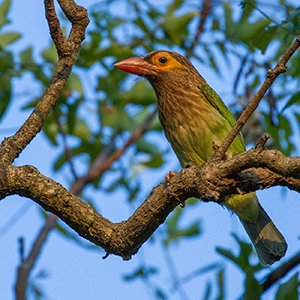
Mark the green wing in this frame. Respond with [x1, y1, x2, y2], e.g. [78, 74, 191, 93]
[199, 84, 246, 152]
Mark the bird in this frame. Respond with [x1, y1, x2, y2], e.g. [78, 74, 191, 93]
[114, 50, 287, 265]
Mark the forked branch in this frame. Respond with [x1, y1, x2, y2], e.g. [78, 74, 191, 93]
[213, 34, 300, 160]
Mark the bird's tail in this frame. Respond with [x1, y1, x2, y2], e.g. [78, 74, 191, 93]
[240, 204, 287, 266]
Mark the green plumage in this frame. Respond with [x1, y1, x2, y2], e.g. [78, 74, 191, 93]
[115, 50, 287, 265]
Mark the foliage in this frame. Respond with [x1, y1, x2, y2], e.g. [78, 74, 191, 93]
[2, 0, 300, 299]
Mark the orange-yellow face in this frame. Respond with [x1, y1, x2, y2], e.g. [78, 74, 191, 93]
[114, 51, 183, 76]
[149, 52, 183, 73]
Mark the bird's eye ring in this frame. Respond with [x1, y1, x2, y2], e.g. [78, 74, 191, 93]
[158, 56, 168, 64]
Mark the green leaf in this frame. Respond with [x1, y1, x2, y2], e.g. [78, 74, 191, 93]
[237, 19, 271, 51]
[0, 75, 11, 119]
[164, 206, 201, 246]
[20, 47, 49, 85]
[244, 273, 262, 300]
[0, 32, 21, 47]
[164, 12, 196, 45]
[143, 155, 164, 168]
[42, 42, 58, 63]
[123, 266, 158, 281]
[252, 26, 278, 54]
[166, 0, 184, 15]
[119, 80, 156, 106]
[223, 2, 235, 38]
[99, 105, 135, 131]
[134, 17, 148, 33]
[67, 99, 81, 134]
[0, 0, 11, 28]
[66, 73, 83, 95]
[136, 137, 160, 157]
[217, 235, 263, 299]
[216, 268, 224, 300]
[281, 91, 300, 112]
[217, 234, 262, 272]
[275, 273, 299, 300]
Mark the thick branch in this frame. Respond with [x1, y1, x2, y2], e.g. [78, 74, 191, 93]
[1, 146, 300, 260]
[213, 34, 300, 160]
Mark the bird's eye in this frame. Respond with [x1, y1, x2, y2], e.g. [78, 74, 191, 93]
[158, 56, 168, 64]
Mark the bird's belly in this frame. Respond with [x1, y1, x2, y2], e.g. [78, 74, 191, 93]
[164, 115, 233, 167]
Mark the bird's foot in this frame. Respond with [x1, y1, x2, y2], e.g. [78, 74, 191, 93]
[212, 141, 228, 160]
[164, 171, 185, 207]
[165, 170, 176, 182]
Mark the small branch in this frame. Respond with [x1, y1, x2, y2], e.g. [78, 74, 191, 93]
[213, 34, 300, 161]
[70, 107, 157, 194]
[262, 252, 300, 292]
[196, 0, 211, 40]
[15, 214, 58, 300]
[45, 0, 69, 57]
[188, 0, 211, 56]
[53, 105, 78, 180]
[0, 0, 89, 166]
[255, 134, 270, 150]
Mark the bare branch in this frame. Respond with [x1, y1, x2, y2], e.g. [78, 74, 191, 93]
[213, 34, 300, 160]
[45, 0, 69, 57]
[15, 214, 58, 300]
[53, 105, 78, 180]
[262, 252, 300, 292]
[0, 0, 89, 166]
[188, 0, 211, 56]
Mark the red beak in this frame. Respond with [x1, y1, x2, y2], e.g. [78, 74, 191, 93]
[114, 57, 158, 76]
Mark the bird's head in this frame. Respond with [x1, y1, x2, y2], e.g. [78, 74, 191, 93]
[114, 51, 184, 76]
[114, 51, 203, 85]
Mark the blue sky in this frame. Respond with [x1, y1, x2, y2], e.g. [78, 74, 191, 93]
[1, 0, 300, 299]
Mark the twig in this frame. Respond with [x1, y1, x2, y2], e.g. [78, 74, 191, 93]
[188, 0, 211, 56]
[15, 214, 58, 300]
[45, 0, 68, 57]
[262, 252, 300, 292]
[53, 105, 78, 180]
[162, 246, 191, 300]
[213, 33, 300, 161]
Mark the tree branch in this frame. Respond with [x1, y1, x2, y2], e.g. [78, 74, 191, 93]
[213, 34, 300, 160]
[0, 0, 89, 166]
[262, 252, 300, 292]
[1, 145, 300, 260]
[10, 1, 89, 298]
[187, 0, 211, 57]
[14, 214, 58, 300]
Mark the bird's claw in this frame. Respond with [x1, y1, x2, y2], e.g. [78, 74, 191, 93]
[164, 171, 185, 208]
[165, 170, 176, 182]
[212, 141, 228, 160]
[212, 141, 220, 151]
